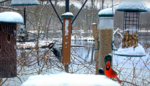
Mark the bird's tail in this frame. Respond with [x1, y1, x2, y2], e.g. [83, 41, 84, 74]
[116, 77, 121, 83]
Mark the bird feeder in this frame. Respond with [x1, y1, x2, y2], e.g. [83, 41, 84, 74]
[115, 0, 147, 57]
[10, 0, 40, 41]
[98, 8, 115, 71]
[61, 12, 74, 73]
[0, 12, 23, 78]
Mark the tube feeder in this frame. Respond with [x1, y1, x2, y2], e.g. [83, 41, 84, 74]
[98, 8, 115, 71]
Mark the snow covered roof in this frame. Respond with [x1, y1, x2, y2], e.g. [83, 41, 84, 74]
[98, 8, 115, 17]
[10, 0, 40, 6]
[61, 12, 74, 18]
[61, 12, 74, 20]
[116, 0, 147, 12]
[0, 12, 23, 24]
[21, 72, 121, 86]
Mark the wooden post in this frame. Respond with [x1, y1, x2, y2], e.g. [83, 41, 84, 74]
[61, 13, 73, 73]
[92, 23, 99, 74]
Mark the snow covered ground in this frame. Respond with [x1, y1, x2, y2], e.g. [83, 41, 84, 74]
[21, 72, 120, 86]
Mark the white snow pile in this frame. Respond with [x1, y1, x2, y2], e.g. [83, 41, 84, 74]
[65, 19, 69, 36]
[98, 8, 115, 16]
[21, 72, 120, 86]
[10, 0, 40, 6]
[62, 12, 74, 16]
[0, 11, 23, 24]
[117, 0, 147, 11]
[115, 43, 146, 56]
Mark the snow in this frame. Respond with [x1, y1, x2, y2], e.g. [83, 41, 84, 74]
[117, 0, 147, 12]
[0, 11, 23, 24]
[10, 0, 40, 6]
[21, 72, 121, 86]
[65, 20, 69, 36]
[115, 43, 146, 56]
[98, 17, 114, 29]
[92, 23, 97, 25]
[62, 12, 74, 16]
[98, 8, 115, 16]
[17, 40, 52, 48]
[124, 27, 138, 34]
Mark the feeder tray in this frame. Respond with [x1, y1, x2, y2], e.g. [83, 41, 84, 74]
[114, 54, 146, 57]
[114, 43, 146, 57]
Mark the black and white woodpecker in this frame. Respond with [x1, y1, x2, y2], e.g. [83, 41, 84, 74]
[48, 42, 62, 62]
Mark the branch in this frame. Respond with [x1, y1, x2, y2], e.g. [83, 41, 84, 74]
[0, 6, 19, 11]
[0, 0, 9, 3]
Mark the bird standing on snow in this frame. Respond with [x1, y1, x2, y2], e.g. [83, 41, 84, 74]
[48, 42, 62, 62]
[105, 61, 121, 83]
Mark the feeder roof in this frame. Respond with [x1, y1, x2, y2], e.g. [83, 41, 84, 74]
[0, 12, 23, 24]
[98, 8, 115, 17]
[116, 0, 147, 12]
[10, 0, 40, 6]
[61, 12, 74, 17]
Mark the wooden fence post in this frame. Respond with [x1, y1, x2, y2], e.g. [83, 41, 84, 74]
[92, 23, 99, 74]
[61, 13, 73, 73]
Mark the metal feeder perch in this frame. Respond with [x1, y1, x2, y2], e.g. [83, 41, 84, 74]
[0, 12, 23, 78]
[115, 0, 147, 57]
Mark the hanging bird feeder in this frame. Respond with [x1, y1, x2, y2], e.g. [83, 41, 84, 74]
[98, 8, 115, 71]
[0, 12, 23, 78]
[115, 0, 147, 57]
[10, 0, 40, 41]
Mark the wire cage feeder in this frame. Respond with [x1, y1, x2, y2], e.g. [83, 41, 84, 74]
[115, 0, 147, 57]
[121, 11, 140, 49]
[123, 12, 139, 35]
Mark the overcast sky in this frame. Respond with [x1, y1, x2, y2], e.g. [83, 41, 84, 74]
[56, 0, 150, 9]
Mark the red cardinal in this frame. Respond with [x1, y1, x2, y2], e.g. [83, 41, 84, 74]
[105, 61, 121, 83]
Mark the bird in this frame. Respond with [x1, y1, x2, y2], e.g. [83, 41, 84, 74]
[48, 42, 62, 62]
[105, 61, 121, 83]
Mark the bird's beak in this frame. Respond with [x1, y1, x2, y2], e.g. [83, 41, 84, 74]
[48, 46, 51, 49]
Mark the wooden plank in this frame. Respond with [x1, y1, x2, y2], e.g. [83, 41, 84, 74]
[62, 18, 71, 65]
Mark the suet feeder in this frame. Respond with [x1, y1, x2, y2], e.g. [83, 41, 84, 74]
[115, 0, 147, 57]
[98, 8, 115, 71]
[0, 12, 23, 78]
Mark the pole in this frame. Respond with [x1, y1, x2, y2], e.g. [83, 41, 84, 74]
[49, 0, 63, 24]
[66, 0, 69, 12]
[92, 23, 99, 74]
[24, 7, 26, 28]
[71, 0, 88, 24]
